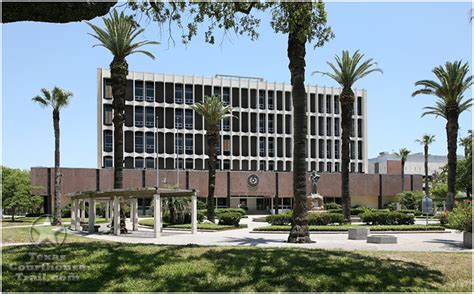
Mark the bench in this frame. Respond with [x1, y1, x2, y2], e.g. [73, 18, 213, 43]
[348, 227, 370, 240]
[367, 235, 397, 244]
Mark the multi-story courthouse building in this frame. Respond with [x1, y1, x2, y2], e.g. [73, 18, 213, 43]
[30, 69, 422, 214]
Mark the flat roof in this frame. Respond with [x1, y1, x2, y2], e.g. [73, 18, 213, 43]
[66, 188, 196, 200]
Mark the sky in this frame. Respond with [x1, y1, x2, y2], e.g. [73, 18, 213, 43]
[2, 2, 473, 170]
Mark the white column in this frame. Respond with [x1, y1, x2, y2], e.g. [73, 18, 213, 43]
[153, 194, 161, 238]
[191, 192, 197, 234]
[80, 200, 85, 220]
[71, 198, 77, 230]
[74, 198, 81, 231]
[130, 199, 135, 230]
[133, 198, 139, 231]
[105, 201, 110, 220]
[88, 197, 96, 233]
[113, 196, 120, 235]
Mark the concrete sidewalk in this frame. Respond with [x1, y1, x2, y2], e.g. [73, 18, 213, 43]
[67, 215, 471, 252]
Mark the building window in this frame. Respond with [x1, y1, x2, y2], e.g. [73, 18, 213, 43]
[334, 95, 340, 114]
[318, 117, 324, 136]
[350, 140, 355, 160]
[146, 157, 155, 169]
[135, 132, 144, 153]
[358, 119, 363, 138]
[145, 107, 154, 128]
[175, 134, 183, 154]
[213, 86, 221, 98]
[259, 161, 266, 171]
[358, 163, 363, 173]
[145, 82, 154, 102]
[334, 118, 340, 136]
[104, 104, 113, 126]
[259, 114, 266, 133]
[223, 159, 231, 170]
[357, 96, 362, 115]
[259, 90, 266, 109]
[318, 94, 324, 113]
[350, 162, 355, 173]
[185, 135, 193, 154]
[135, 157, 144, 168]
[326, 117, 332, 136]
[351, 119, 355, 137]
[135, 107, 144, 127]
[104, 130, 113, 152]
[175, 84, 183, 103]
[326, 140, 332, 159]
[335, 140, 340, 159]
[259, 137, 266, 157]
[318, 162, 324, 172]
[104, 79, 113, 99]
[185, 85, 193, 104]
[104, 156, 113, 168]
[146, 133, 154, 153]
[268, 115, 274, 133]
[327, 162, 332, 172]
[268, 91, 274, 110]
[223, 117, 230, 131]
[223, 87, 230, 106]
[185, 110, 193, 129]
[135, 81, 144, 101]
[175, 109, 183, 129]
[318, 139, 324, 159]
[223, 137, 231, 155]
[185, 159, 193, 169]
[358, 141, 363, 160]
[268, 161, 274, 171]
[268, 138, 275, 157]
[326, 95, 331, 113]
[335, 162, 340, 172]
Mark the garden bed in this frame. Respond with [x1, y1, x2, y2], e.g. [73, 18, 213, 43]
[253, 224, 446, 233]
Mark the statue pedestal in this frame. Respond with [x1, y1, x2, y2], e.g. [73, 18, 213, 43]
[307, 193, 325, 211]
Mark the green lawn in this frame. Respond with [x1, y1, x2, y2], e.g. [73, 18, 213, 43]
[1, 243, 471, 292]
[1, 217, 108, 227]
[138, 219, 247, 230]
[254, 224, 446, 232]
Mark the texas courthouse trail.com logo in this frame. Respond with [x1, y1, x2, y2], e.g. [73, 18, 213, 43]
[29, 215, 68, 248]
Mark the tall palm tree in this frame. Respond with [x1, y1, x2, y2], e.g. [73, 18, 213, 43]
[395, 148, 411, 192]
[32, 87, 73, 226]
[459, 130, 472, 158]
[415, 134, 435, 196]
[191, 96, 233, 222]
[314, 50, 382, 221]
[412, 61, 473, 210]
[87, 10, 158, 232]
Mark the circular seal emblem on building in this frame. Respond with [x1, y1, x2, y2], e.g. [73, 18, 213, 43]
[29, 214, 67, 248]
[247, 174, 259, 187]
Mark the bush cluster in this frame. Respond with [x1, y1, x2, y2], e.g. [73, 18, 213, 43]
[218, 212, 242, 227]
[324, 202, 341, 210]
[359, 211, 414, 225]
[447, 201, 472, 232]
[397, 209, 422, 216]
[266, 212, 293, 225]
[326, 207, 368, 216]
[435, 212, 449, 226]
[197, 208, 246, 223]
[308, 213, 345, 225]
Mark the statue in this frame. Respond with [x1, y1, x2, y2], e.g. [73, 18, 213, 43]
[310, 171, 320, 195]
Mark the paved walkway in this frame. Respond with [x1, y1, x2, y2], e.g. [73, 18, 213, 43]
[67, 215, 471, 252]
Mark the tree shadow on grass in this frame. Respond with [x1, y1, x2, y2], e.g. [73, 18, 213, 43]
[2, 243, 444, 292]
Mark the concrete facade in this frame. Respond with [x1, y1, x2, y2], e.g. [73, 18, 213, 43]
[31, 167, 422, 214]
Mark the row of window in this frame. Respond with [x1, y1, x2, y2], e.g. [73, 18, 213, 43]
[104, 105, 363, 138]
[103, 79, 364, 115]
[103, 155, 364, 173]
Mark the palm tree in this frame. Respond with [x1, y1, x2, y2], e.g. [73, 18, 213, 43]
[87, 10, 158, 232]
[412, 61, 473, 210]
[459, 130, 472, 158]
[191, 96, 233, 222]
[395, 148, 411, 192]
[314, 50, 382, 221]
[415, 134, 436, 196]
[32, 87, 73, 226]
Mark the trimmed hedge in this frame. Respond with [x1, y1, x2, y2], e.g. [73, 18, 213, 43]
[326, 207, 368, 216]
[266, 212, 292, 225]
[324, 202, 341, 210]
[197, 208, 246, 222]
[254, 225, 445, 232]
[218, 212, 242, 227]
[308, 213, 346, 225]
[360, 211, 415, 225]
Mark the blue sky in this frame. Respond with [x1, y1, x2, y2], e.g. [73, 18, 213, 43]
[2, 2, 472, 170]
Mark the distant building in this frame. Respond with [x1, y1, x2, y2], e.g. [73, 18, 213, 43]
[368, 152, 448, 176]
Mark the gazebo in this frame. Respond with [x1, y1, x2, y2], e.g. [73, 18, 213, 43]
[66, 188, 198, 237]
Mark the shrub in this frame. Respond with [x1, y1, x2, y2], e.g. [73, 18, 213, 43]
[61, 205, 72, 218]
[360, 211, 414, 225]
[215, 208, 246, 217]
[435, 212, 449, 226]
[197, 210, 205, 223]
[447, 202, 472, 232]
[266, 212, 293, 225]
[326, 208, 368, 216]
[308, 213, 345, 225]
[398, 209, 422, 216]
[397, 191, 424, 210]
[324, 202, 341, 210]
[218, 212, 241, 227]
[383, 201, 398, 211]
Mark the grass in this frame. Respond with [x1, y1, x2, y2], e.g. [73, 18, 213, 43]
[1, 243, 471, 292]
[1, 225, 106, 244]
[138, 219, 247, 230]
[254, 224, 446, 232]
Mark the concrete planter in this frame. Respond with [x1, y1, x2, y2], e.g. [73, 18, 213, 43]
[463, 231, 472, 249]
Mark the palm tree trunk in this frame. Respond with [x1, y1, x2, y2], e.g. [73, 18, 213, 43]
[287, 26, 311, 244]
[424, 144, 430, 196]
[445, 112, 459, 211]
[207, 126, 218, 223]
[111, 57, 128, 233]
[340, 87, 354, 222]
[52, 109, 62, 226]
[401, 160, 405, 192]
